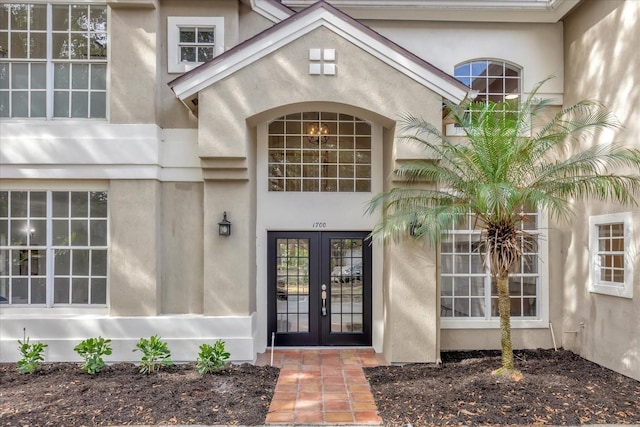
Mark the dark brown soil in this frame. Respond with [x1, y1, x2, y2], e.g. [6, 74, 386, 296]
[365, 349, 640, 426]
[0, 363, 279, 426]
[2, 350, 639, 426]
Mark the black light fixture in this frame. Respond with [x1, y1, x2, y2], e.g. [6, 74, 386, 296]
[218, 211, 231, 236]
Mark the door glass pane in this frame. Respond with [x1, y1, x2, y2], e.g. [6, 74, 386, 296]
[275, 238, 309, 333]
[330, 238, 364, 333]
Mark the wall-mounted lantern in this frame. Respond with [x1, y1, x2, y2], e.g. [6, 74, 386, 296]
[218, 211, 231, 236]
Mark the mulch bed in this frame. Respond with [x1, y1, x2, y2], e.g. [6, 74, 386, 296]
[0, 363, 279, 426]
[2, 349, 639, 426]
[365, 349, 640, 426]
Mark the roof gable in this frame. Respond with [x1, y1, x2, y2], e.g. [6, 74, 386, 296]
[169, 1, 469, 109]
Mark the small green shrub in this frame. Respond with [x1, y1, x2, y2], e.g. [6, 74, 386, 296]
[74, 336, 112, 375]
[133, 335, 172, 374]
[196, 340, 230, 374]
[17, 338, 47, 374]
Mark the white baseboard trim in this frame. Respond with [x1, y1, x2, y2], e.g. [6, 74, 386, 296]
[0, 314, 258, 363]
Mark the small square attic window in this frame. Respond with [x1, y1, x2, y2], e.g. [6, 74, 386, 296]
[167, 17, 224, 73]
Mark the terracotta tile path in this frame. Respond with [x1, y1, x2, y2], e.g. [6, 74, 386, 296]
[256, 349, 387, 425]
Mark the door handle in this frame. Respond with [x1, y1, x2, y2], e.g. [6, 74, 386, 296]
[321, 284, 327, 316]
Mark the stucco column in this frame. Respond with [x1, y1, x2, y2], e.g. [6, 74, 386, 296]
[202, 177, 255, 316]
[109, 180, 161, 315]
[383, 239, 439, 363]
[109, 6, 157, 124]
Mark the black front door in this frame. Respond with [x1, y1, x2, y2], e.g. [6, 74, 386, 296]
[267, 231, 372, 346]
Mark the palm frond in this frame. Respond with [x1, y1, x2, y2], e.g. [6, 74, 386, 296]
[368, 78, 640, 245]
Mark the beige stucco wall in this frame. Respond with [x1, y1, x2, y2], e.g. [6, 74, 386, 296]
[111, 180, 207, 316]
[562, 0, 640, 380]
[160, 182, 204, 314]
[109, 7, 158, 124]
[239, 1, 274, 43]
[197, 26, 445, 360]
[368, 20, 564, 99]
[383, 239, 440, 363]
[109, 180, 161, 315]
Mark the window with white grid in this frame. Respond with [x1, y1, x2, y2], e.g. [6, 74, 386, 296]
[0, 190, 108, 306]
[267, 112, 372, 192]
[0, 3, 107, 119]
[440, 209, 542, 323]
[454, 59, 521, 103]
[167, 16, 224, 73]
[589, 213, 633, 299]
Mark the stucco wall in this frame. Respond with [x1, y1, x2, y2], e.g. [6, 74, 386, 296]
[562, 0, 640, 380]
[239, 1, 274, 43]
[109, 7, 158, 124]
[368, 20, 564, 100]
[160, 182, 204, 314]
[383, 239, 439, 363]
[109, 180, 161, 316]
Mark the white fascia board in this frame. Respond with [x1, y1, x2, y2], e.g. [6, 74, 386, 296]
[282, 0, 581, 22]
[172, 8, 467, 103]
[247, 0, 293, 23]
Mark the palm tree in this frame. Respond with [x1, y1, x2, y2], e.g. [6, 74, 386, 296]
[368, 78, 640, 377]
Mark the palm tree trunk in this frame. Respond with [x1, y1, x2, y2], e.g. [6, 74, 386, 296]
[497, 274, 514, 371]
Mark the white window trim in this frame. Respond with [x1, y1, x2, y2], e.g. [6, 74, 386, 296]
[167, 16, 224, 74]
[441, 211, 549, 329]
[589, 212, 634, 299]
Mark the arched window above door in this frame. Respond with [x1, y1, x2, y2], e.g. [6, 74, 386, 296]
[268, 112, 372, 192]
[454, 60, 521, 103]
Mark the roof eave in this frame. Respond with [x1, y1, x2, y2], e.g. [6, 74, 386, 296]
[170, 2, 469, 109]
[281, 0, 582, 23]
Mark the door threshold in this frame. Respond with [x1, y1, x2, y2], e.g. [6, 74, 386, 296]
[267, 346, 373, 350]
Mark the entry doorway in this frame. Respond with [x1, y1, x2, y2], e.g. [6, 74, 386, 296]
[267, 231, 372, 346]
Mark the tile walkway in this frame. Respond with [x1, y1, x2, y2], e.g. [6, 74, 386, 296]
[256, 348, 386, 425]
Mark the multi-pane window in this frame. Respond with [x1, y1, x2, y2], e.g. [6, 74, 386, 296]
[0, 190, 108, 306]
[454, 60, 521, 103]
[276, 238, 310, 333]
[0, 3, 107, 118]
[330, 238, 364, 333]
[441, 209, 540, 320]
[596, 223, 625, 283]
[167, 16, 223, 73]
[179, 26, 215, 63]
[268, 112, 372, 192]
[589, 213, 633, 298]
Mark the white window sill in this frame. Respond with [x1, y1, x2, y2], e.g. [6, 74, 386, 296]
[441, 318, 549, 329]
[0, 306, 109, 317]
[589, 283, 633, 299]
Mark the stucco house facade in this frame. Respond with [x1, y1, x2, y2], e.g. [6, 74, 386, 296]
[0, 0, 638, 381]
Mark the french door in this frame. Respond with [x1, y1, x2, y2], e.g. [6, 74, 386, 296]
[267, 231, 372, 346]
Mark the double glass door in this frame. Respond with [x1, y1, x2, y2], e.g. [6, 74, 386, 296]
[267, 231, 372, 346]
